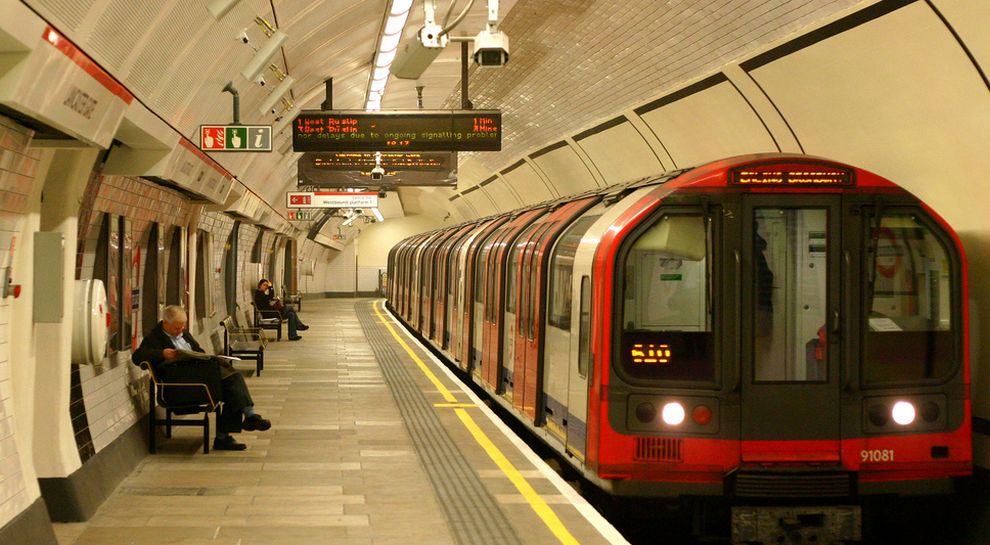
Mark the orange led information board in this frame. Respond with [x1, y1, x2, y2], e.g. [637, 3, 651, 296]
[730, 162, 854, 186]
[292, 110, 501, 152]
[630, 343, 672, 365]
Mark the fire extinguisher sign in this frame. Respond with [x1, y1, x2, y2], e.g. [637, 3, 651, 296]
[200, 125, 272, 152]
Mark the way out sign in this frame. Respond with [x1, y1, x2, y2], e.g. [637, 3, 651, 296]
[286, 191, 379, 209]
[200, 125, 272, 151]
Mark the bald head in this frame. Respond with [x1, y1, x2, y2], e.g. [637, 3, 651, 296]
[162, 305, 188, 337]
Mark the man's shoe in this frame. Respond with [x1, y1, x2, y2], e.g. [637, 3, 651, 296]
[289, 335, 302, 341]
[243, 414, 272, 431]
[297, 325, 309, 331]
[212, 436, 246, 451]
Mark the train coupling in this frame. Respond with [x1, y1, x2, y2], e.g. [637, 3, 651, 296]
[731, 505, 861, 544]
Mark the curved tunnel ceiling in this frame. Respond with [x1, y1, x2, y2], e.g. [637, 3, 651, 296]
[22, 0, 990, 236]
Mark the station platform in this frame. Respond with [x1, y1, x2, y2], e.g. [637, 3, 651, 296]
[54, 298, 626, 545]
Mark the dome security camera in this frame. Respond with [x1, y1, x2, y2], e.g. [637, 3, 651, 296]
[238, 30, 250, 44]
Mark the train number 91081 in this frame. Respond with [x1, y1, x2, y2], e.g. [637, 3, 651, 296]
[860, 449, 895, 463]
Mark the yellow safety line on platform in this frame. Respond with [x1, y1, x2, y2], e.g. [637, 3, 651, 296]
[373, 301, 580, 545]
[372, 302, 457, 403]
[433, 403, 478, 408]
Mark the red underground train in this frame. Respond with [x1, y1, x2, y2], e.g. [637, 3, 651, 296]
[386, 154, 970, 543]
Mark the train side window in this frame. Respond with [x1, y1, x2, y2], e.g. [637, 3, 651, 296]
[578, 276, 592, 378]
[863, 213, 957, 384]
[619, 214, 714, 383]
[548, 216, 599, 330]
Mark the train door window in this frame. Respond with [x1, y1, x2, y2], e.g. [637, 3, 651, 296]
[165, 226, 184, 305]
[508, 224, 540, 316]
[548, 216, 599, 330]
[620, 213, 714, 383]
[141, 224, 160, 333]
[578, 276, 592, 378]
[752, 208, 828, 383]
[863, 213, 956, 384]
[224, 222, 239, 317]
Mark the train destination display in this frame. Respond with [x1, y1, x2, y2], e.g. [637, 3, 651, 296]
[730, 162, 854, 186]
[292, 110, 501, 152]
[297, 151, 456, 187]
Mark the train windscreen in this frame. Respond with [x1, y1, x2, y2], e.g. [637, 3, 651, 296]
[620, 214, 714, 383]
[864, 213, 957, 384]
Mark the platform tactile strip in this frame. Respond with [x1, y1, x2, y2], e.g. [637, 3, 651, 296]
[357, 301, 524, 545]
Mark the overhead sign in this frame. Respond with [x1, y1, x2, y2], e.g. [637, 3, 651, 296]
[298, 151, 456, 187]
[200, 125, 272, 151]
[291, 110, 501, 152]
[287, 210, 319, 221]
[286, 191, 379, 209]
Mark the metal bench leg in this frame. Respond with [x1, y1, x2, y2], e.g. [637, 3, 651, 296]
[165, 409, 173, 438]
[257, 351, 264, 376]
[148, 409, 157, 453]
[203, 413, 210, 454]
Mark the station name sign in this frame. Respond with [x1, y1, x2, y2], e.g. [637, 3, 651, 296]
[286, 191, 379, 209]
[292, 110, 501, 152]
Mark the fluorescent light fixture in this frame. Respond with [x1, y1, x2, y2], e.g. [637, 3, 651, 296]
[366, 0, 412, 110]
[342, 214, 359, 227]
[372, 208, 384, 222]
[391, 0, 413, 13]
[258, 75, 295, 115]
[241, 29, 287, 82]
[274, 105, 301, 134]
[208, 0, 240, 19]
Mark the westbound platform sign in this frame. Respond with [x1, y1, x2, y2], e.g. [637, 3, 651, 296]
[286, 191, 379, 209]
[291, 110, 500, 152]
[200, 125, 272, 151]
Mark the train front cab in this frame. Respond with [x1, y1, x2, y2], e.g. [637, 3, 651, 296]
[590, 158, 969, 538]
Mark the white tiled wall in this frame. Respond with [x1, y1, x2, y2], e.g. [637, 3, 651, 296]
[0, 116, 41, 529]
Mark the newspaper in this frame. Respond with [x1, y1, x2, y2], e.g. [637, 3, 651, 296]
[176, 349, 242, 365]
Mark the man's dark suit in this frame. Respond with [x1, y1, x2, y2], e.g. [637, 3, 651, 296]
[132, 321, 252, 434]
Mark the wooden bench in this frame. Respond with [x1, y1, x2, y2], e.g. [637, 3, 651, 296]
[219, 316, 265, 376]
[251, 301, 283, 341]
[140, 361, 220, 454]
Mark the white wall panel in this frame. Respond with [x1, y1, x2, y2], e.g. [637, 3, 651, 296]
[576, 121, 664, 186]
[481, 178, 522, 213]
[531, 145, 599, 197]
[501, 162, 554, 205]
[449, 197, 476, 222]
[464, 189, 497, 218]
[932, 0, 990, 72]
[638, 80, 778, 169]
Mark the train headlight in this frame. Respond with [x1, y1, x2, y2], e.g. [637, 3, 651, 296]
[661, 402, 686, 426]
[891, 401, 917, 426]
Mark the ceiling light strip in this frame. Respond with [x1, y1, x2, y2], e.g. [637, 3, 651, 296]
[366, 0, 413, 110]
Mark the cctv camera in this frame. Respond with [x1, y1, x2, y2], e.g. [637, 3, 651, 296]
[378, 191, 387, 199]
[370, 166, 385, 181]
[255, 74, 267, 86]
[473, 29, 509, 67]
[238, 30, 250, 44]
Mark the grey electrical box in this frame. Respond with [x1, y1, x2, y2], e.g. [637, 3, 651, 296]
[34, 231, 65, 323]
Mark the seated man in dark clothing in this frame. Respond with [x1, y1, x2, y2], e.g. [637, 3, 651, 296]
[253, 278, 308, 341]
[132, 305, 271, 451]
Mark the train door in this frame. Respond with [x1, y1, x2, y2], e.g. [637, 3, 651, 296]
[502, 223, 542, 402]
[515, 197, 600, 422]
[737, 196, 842, 461]
[481, 209, 546, 392]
